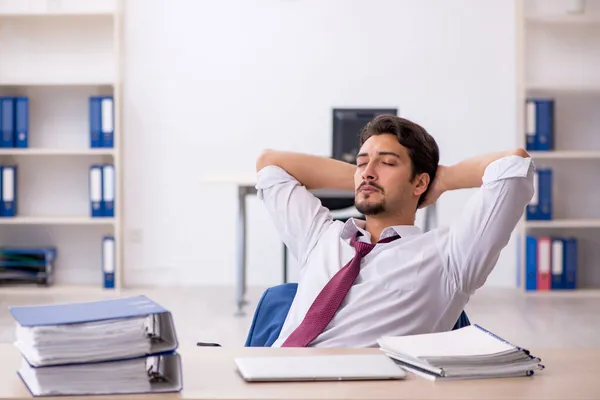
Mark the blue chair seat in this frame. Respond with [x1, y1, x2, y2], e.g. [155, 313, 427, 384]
[245, 283, 470, 347]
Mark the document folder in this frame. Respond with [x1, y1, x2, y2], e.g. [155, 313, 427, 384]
[18, 352, 183, 397]
[89, 165, 103, 217]
[102, 236, 115, 288]
[102, 164, 115, 217]
[1, 165, 17, 217]
[15, 97, 29, 148]
[10, 295, 179, 367]
[0, 97, 15, 147]
[89, 97, 102, 148]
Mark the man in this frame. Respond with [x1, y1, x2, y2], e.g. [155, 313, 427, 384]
[255, 115, 534, 348]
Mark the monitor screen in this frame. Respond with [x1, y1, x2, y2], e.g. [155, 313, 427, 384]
[332, 108, 398, 164]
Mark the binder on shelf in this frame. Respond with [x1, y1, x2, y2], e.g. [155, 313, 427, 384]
[564, 237, 577, 290]
[537, 237, 551, 291]
[527, 167, 552, 220]
[0, 97, 15, 147]
[14, 97, 29, 148]
[89, 165, 103, 217]
[525, 98, 554, 151]
[526, 170, 539, 220]
[101, 96, 114, 148]
[551, 238, 564, 290]
[1, 165, 17, 217]
[103, 164, 115, 217]
[102, 236, 115, 289]
[537, 168, 552, 220]
[525, 235, 537, 291]
[89, 97, 102, 148]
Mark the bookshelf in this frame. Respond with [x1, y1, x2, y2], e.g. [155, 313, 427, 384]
[516, 0, 600, 294]
[0, 0, 123, 289]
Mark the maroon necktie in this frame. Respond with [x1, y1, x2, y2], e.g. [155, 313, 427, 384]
[281, 232, 400, 347]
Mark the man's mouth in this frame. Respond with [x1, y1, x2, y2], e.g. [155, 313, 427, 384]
[359, 185, 380, 194]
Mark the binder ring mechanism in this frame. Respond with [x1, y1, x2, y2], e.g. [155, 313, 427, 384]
[146, 356, 167, 383]
[144, 314, 163, 343]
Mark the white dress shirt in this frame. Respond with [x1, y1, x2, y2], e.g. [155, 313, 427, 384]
[256, 155, 535, 348]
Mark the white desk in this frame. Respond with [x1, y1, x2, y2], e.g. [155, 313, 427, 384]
[202, 174, 437, 316]
[1, 345, 598, 400]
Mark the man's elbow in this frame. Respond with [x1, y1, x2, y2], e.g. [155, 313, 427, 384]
[256, 149, 278, 172]
[512, 148, 529, 158]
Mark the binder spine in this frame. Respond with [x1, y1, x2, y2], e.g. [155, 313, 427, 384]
[102, 164, 115, 217]
[525, 235, 537, 291]
[1, 165, 17, 217]
[525, 100, 537, 151]
[102, 236, 115, 289]
[15, 97, 29, 148]
[538, 168, 552, 220]
[564, 237, 577, 290]
[537, 237, 551, 291]
[90, 97, 102, 148]
[526, 171, 539, 220]
[89, 165, 103, 217]
[1, 97, 15, 148]
[551, 238, 564, 290]
[535, 99, 554, 151]
[101, 96, 114, 148]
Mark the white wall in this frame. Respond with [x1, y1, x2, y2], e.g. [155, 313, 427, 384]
[121, 0, 519, 288]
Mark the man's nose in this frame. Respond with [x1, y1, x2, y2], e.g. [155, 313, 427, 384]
[362, 163, 377, 181]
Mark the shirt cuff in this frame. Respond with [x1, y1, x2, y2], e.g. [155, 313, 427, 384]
[255, 165, 297, 199]
[482, 155, 534, 185]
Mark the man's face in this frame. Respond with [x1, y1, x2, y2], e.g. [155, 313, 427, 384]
[354, 134, 416, 216]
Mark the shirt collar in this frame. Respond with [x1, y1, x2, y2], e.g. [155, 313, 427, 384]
[340, 218, 422, 242]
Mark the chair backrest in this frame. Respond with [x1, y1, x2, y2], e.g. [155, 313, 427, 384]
[244, 283, 470, 347]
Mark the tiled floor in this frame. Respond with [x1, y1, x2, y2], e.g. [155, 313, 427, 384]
[2, 285, 600, 349]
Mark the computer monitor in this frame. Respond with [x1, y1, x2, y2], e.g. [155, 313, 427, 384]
[332, 108, 398, 164]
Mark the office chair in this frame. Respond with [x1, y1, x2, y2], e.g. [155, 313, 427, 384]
[244, 283, 471, 347]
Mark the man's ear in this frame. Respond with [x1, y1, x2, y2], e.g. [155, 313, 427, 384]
[413, 173, 430, 197]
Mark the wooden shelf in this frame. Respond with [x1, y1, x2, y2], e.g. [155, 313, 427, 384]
[526, 15, 600, 25]
[529, 151, 600, 160]
[526, 85, 600, 94]
[524, 289, 600, 298]
[0, 284, 120, 295]
[0, 217, 116, 226]
[0, 80, 115, 87]
[0, 148, 115, 156]
[525, 219, 600, 228]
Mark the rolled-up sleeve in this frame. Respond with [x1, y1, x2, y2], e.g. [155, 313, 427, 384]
[256, 166, 333, 267]
[444, 156, 535, 294]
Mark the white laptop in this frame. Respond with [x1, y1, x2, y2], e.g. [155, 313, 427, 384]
[235, 354, 406, 382]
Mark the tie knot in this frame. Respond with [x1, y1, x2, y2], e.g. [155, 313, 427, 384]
[353, 240, 375, 257]
[350, 233, 400, 257]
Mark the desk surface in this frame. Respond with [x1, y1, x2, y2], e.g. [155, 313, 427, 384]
[1, 345, 598, 400]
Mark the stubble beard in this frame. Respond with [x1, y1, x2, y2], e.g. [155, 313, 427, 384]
[355, 194, 386, 216]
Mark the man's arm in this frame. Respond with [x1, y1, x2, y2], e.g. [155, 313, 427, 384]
[437, 148, 534, 294]
[255, 150, 355, 268]
[256, 150, 355, 190]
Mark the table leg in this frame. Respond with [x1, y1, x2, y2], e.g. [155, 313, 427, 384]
[235, 186, 248, 317]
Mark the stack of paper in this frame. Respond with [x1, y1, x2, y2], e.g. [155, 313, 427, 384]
[9, 296, 182, 396]
[378, 325, 544, 381]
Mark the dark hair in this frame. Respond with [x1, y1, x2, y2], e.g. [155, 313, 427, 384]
[359, 115, 439, 208]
